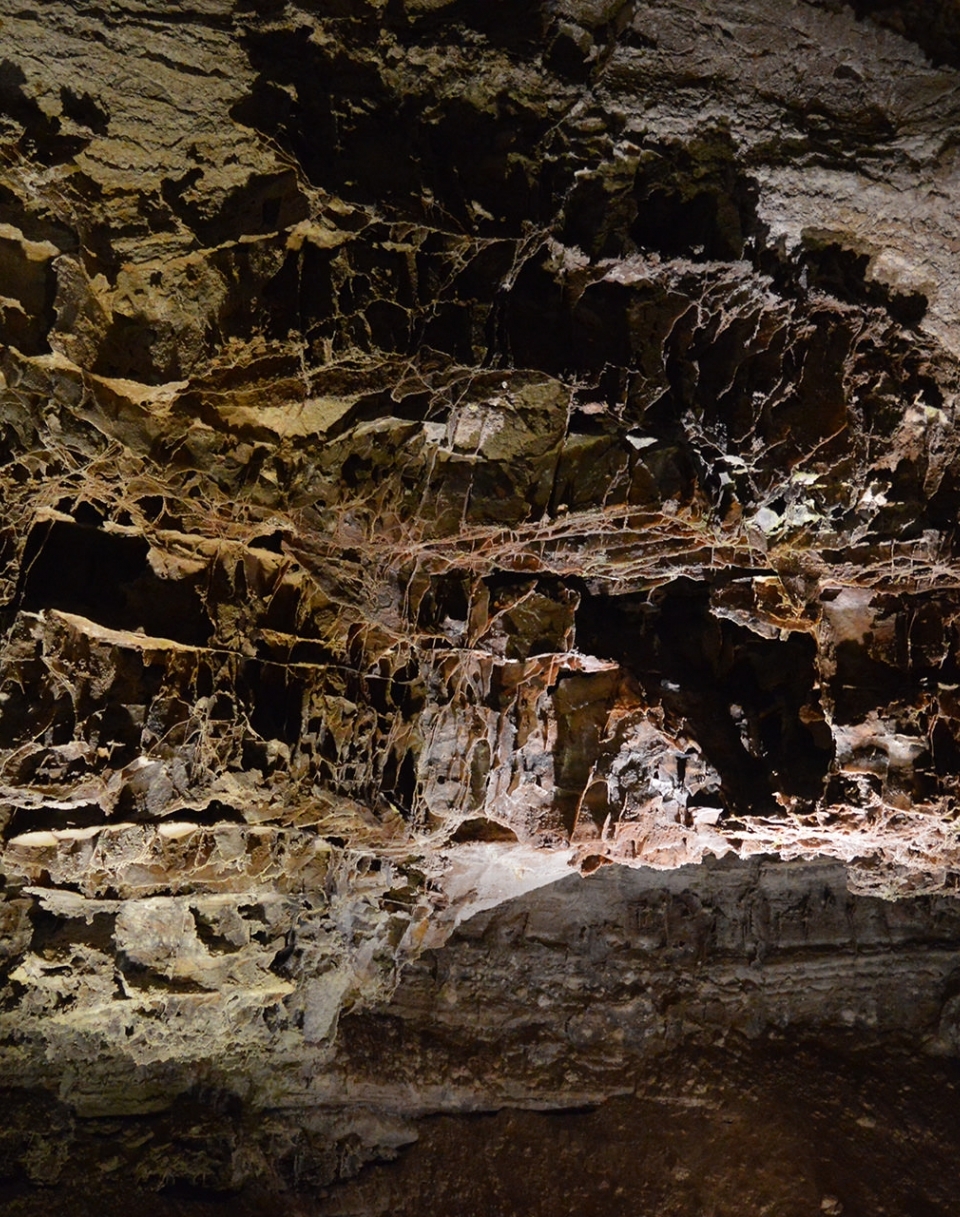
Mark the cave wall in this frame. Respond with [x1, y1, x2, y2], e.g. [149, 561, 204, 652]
[2, 0, 960, 1212]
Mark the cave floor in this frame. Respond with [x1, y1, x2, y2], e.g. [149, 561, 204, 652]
[3, 1038, 959, 1217]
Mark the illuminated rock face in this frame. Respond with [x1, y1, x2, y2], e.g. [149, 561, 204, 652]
[3, 0, 960, 1211]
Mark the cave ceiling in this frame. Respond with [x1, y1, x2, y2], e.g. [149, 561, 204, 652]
[3, 0, 960, 1211]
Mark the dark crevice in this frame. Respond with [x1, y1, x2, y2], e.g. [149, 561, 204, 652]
[239, 659, 305, 744]
[28, 904, 116, 955]
[576, 581, 834, 815]
[799, 239, 928, 328]
[115, 955, 209, 994]
[16, 520, 213, 645]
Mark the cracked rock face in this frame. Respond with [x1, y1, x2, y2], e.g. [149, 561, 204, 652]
[4, 0, 960, 1211]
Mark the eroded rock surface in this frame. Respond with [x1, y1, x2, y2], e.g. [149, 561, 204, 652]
[3, 0, 960, 1211]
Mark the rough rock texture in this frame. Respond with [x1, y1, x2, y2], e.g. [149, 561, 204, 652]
[4, 0, 960, 1211]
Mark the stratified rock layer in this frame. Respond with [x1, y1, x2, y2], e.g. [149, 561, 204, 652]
[3, 0, 960, 1211]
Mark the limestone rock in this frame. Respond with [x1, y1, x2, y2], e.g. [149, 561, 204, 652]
[3, 0, 960, 1211]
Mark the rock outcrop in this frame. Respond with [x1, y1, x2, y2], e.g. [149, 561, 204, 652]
[3, 0, 960, 1212]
